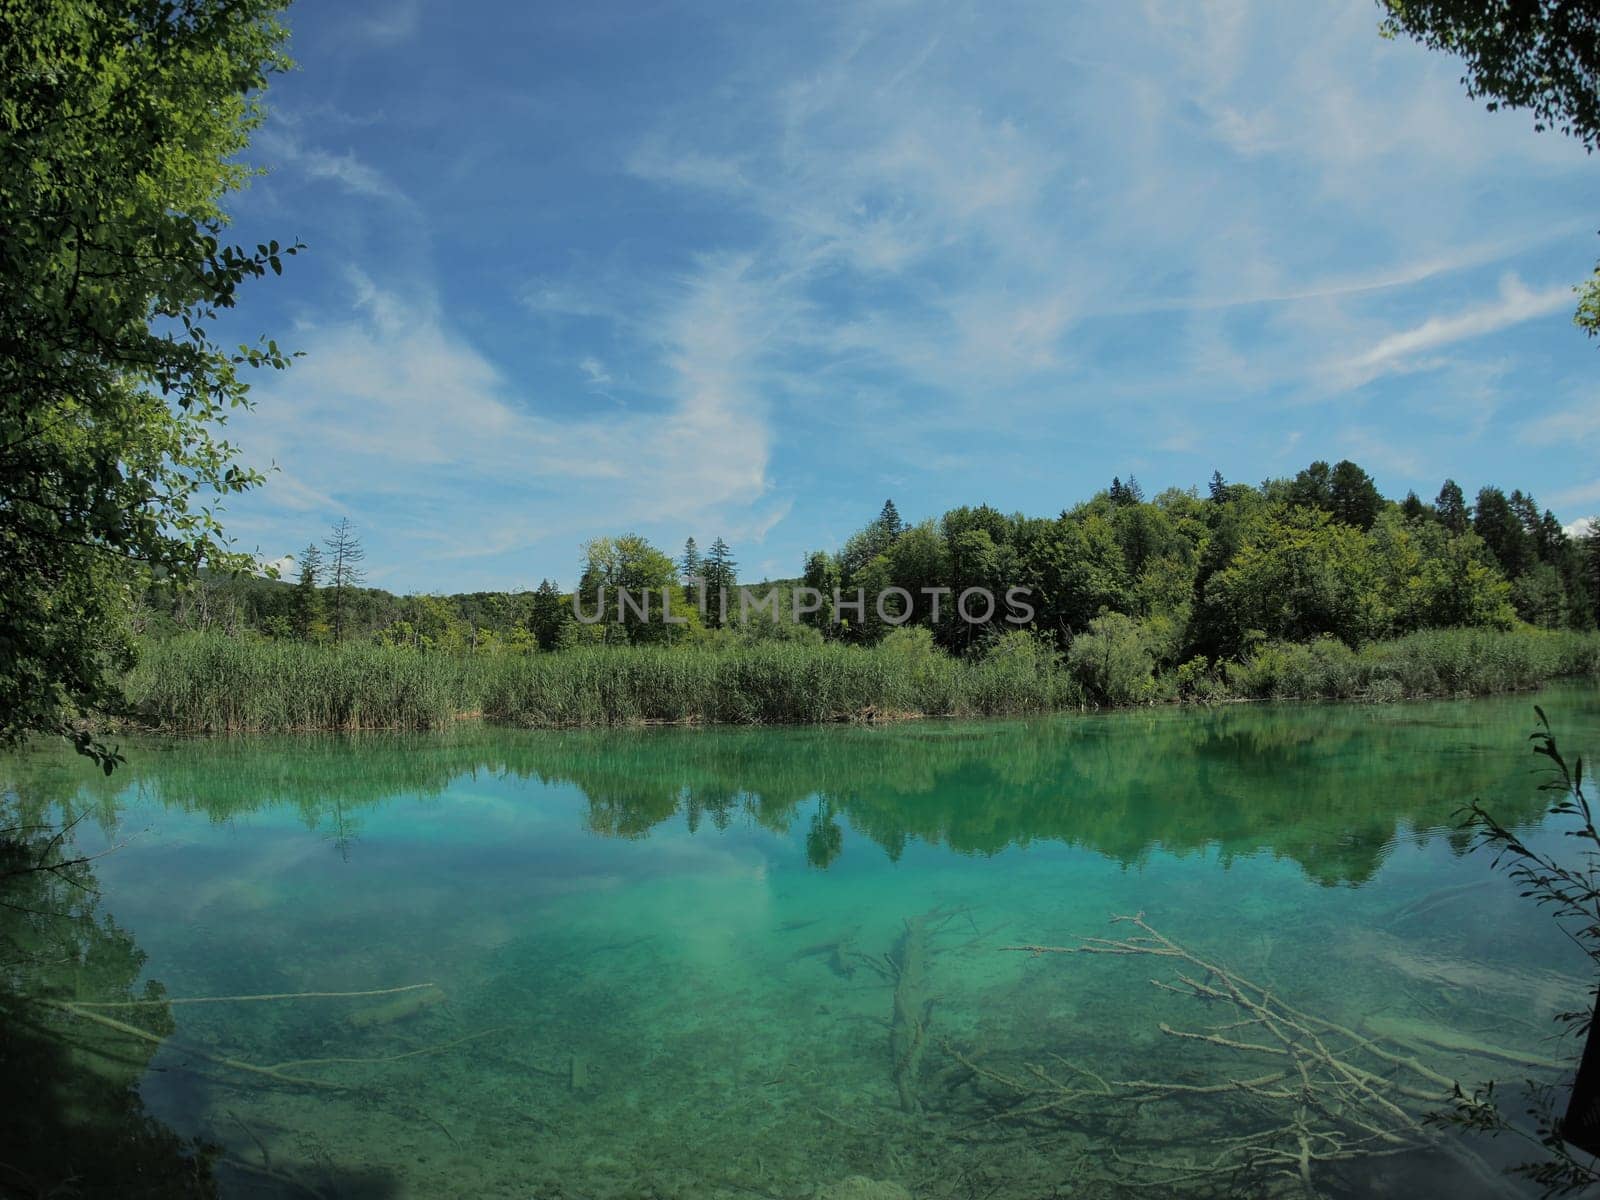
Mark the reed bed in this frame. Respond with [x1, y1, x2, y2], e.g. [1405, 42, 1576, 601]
[122, 626, 1600, 733]
[477, 641, 1080, 727]
[126, 634, 486, 732]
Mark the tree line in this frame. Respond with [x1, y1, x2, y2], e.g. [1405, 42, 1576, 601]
[143, 461, 1600, 677]
[791, 464, 1597, 669]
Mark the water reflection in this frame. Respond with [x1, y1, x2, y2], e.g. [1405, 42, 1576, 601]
[0, 803, 219, 1197]
[0, 798, 405, 1199]
[0, 691, 1592, 1199]
[7, 691, 1583, 886]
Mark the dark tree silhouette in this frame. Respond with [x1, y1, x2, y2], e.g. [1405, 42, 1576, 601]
[703, 537, 738, 627]
[291, 542, 322, 640]
[1436, 479, 1470, 534]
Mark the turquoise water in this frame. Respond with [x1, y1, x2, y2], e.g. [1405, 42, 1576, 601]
[3, 688, 1598, 1198]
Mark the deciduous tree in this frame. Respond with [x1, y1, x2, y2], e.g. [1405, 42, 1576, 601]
[0, 0, 296, 765]
[1379, 0, 1600, 336]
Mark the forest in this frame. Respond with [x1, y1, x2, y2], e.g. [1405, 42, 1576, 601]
[123, 460, 1600, 730]
[151, 461, 1600, 655]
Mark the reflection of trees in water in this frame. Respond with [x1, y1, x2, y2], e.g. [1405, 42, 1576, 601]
[1, 800, 405, 1198]
[0, 802, 218, 1198]
[531, 708, 1555, 882]
[3, 700, 1560, 886]
[805, 800, 844, 870]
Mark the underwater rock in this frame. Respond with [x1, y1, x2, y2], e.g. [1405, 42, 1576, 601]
[816, 1176, 912, 1200]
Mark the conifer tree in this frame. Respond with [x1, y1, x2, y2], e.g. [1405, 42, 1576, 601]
[529, 578, 569, 651]
[1436, 480, 1470, 534]
[323, 518, 367, 644]
[1474, 487, 1530, 579]
[291, 543, 322, 641]
[704, 537, 737, 627]
[878, 499, 903, 539]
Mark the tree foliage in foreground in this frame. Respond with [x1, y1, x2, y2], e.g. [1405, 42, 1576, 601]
[0, 0, 296, 766]
[1379, 0, 1600, 337]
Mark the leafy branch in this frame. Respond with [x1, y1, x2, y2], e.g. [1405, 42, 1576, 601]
[1439, 708, 1600, 1195]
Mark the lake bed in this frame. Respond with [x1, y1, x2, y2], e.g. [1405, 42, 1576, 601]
[5, 688, 1598, 1198]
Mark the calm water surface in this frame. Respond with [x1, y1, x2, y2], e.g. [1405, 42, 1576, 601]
[3, 687, 1599, 1199]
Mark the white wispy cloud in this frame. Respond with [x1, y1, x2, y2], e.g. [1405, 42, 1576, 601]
[578, 356, 613, 388]
[232, 267, 775, 568]
[231, 0, 1597, 587]
[351, 0, 422, 47]
[1331, 276, 1572, 388]
[299, 150, 413, 206]
[619, 0, 1588, 438]
[1552, 482, 1600, 510]
[1521, 399, 1600, 446]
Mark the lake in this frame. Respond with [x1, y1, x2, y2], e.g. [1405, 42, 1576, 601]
[3, 686, 1598, 1199]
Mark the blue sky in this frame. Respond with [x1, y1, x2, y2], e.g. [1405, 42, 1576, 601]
[218, 0, 1600, 592]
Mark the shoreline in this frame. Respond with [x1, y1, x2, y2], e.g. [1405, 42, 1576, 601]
[94, 663, 1599, 739]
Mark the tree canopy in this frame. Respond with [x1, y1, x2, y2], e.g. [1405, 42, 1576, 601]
[137, 460, 1600, 679]
[1380, 0, 1600, 336]
[0, 0, 296, 765]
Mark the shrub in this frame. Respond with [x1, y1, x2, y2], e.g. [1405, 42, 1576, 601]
[1067, 613, 1156, 706]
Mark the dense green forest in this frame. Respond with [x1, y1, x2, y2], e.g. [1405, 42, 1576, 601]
[119, 459, 1600, 730]
[152, 460, 1600, 661]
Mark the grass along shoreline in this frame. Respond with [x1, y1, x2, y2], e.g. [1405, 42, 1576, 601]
[117, 627, 1600, 734]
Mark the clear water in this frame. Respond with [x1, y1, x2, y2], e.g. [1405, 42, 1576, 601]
[3, 688, 1598, 1199]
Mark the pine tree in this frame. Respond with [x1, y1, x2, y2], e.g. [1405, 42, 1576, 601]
[704, 537, 737, 627]
[1209, 470, 1228, 503]
[1538, 509, 1568, 564]
[1435, 479, 1469, 534]
[323, 518, 367, 644]
[680, 537, 701, 583]
[529, 578, 569, 651]
[1401, 491, 1427, 521]
[1474, 487, 1530, 579]
[1288, 461, 1333, 511]
[291, 543, 322, 641]
[1510, 490, 1543, 542]
[878, 499, 903, 539]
